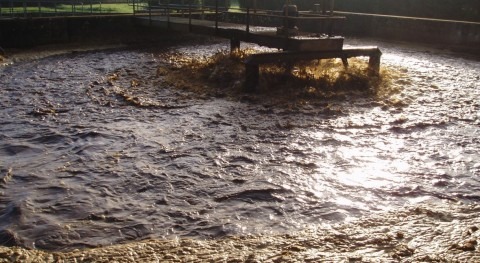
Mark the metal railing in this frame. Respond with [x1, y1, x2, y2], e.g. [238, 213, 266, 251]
[0, 0, 135, 18]
[133, 0, 341, 36]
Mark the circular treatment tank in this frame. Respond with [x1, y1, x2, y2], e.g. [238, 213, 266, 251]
[0, 38, 479, 260]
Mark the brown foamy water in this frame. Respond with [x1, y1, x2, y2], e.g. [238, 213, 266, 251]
[0, 37, 479, 261]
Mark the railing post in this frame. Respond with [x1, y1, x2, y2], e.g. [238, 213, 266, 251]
[149, 0, 153, 24]
[215, 0, 219, 34]
[188, 0, 192, 32]
[246, 2, 250, 35]
[23, 0, 26, 18]
[283, 0, 289, 48]
[167, 0, 170, 28]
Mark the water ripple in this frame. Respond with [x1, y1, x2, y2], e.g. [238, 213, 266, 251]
[0, 40, 479, 251]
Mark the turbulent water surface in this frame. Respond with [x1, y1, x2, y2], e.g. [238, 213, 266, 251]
[0, 38, 479, 253]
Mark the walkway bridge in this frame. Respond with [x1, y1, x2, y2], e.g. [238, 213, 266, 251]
[133, 0, 381, 91]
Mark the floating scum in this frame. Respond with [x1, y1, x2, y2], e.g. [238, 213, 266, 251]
[158, 48, 400, 106]
[0, 203, 479, 262]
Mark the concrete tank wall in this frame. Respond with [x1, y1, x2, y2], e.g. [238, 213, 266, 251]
[338, 12, 480, 54]
[1, 14, 479, 55]
[0, 15, 145, 48]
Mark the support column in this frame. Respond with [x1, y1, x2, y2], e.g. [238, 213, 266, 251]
[341, 56, 348, 68]
[246, 4, 250, 35]
[368, 52, 381, 74]
[245, 63, 259, 92]
[230, 38, 240, 53]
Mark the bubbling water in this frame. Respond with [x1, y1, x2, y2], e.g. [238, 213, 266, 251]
[0, 38, 479, 259]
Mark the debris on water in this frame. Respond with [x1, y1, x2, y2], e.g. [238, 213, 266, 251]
[0, 203, 478, 261]
[158, 48, 404, 108]
[1, 167, 13, 185]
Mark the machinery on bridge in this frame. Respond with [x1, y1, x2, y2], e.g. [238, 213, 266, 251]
[135, 0, 381, 91]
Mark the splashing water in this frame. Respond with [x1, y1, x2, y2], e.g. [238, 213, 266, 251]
[0, 37, 479, 260]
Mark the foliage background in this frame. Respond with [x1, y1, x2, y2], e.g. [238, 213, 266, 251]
[234, 0, 479, 22]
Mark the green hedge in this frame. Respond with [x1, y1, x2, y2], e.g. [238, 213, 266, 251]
[333, 0, 479, 22]
[235, 0, 479, 22]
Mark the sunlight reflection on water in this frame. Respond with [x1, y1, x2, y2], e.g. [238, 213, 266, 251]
[0, 38, 479, 252]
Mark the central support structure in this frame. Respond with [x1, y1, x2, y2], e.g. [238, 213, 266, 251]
[135, 0, 383, 92]
[244, 47, 382, 92]
[236, 0, 381, 92]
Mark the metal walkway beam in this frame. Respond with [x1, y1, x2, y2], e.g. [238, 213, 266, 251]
[244, 47, 382, 92]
